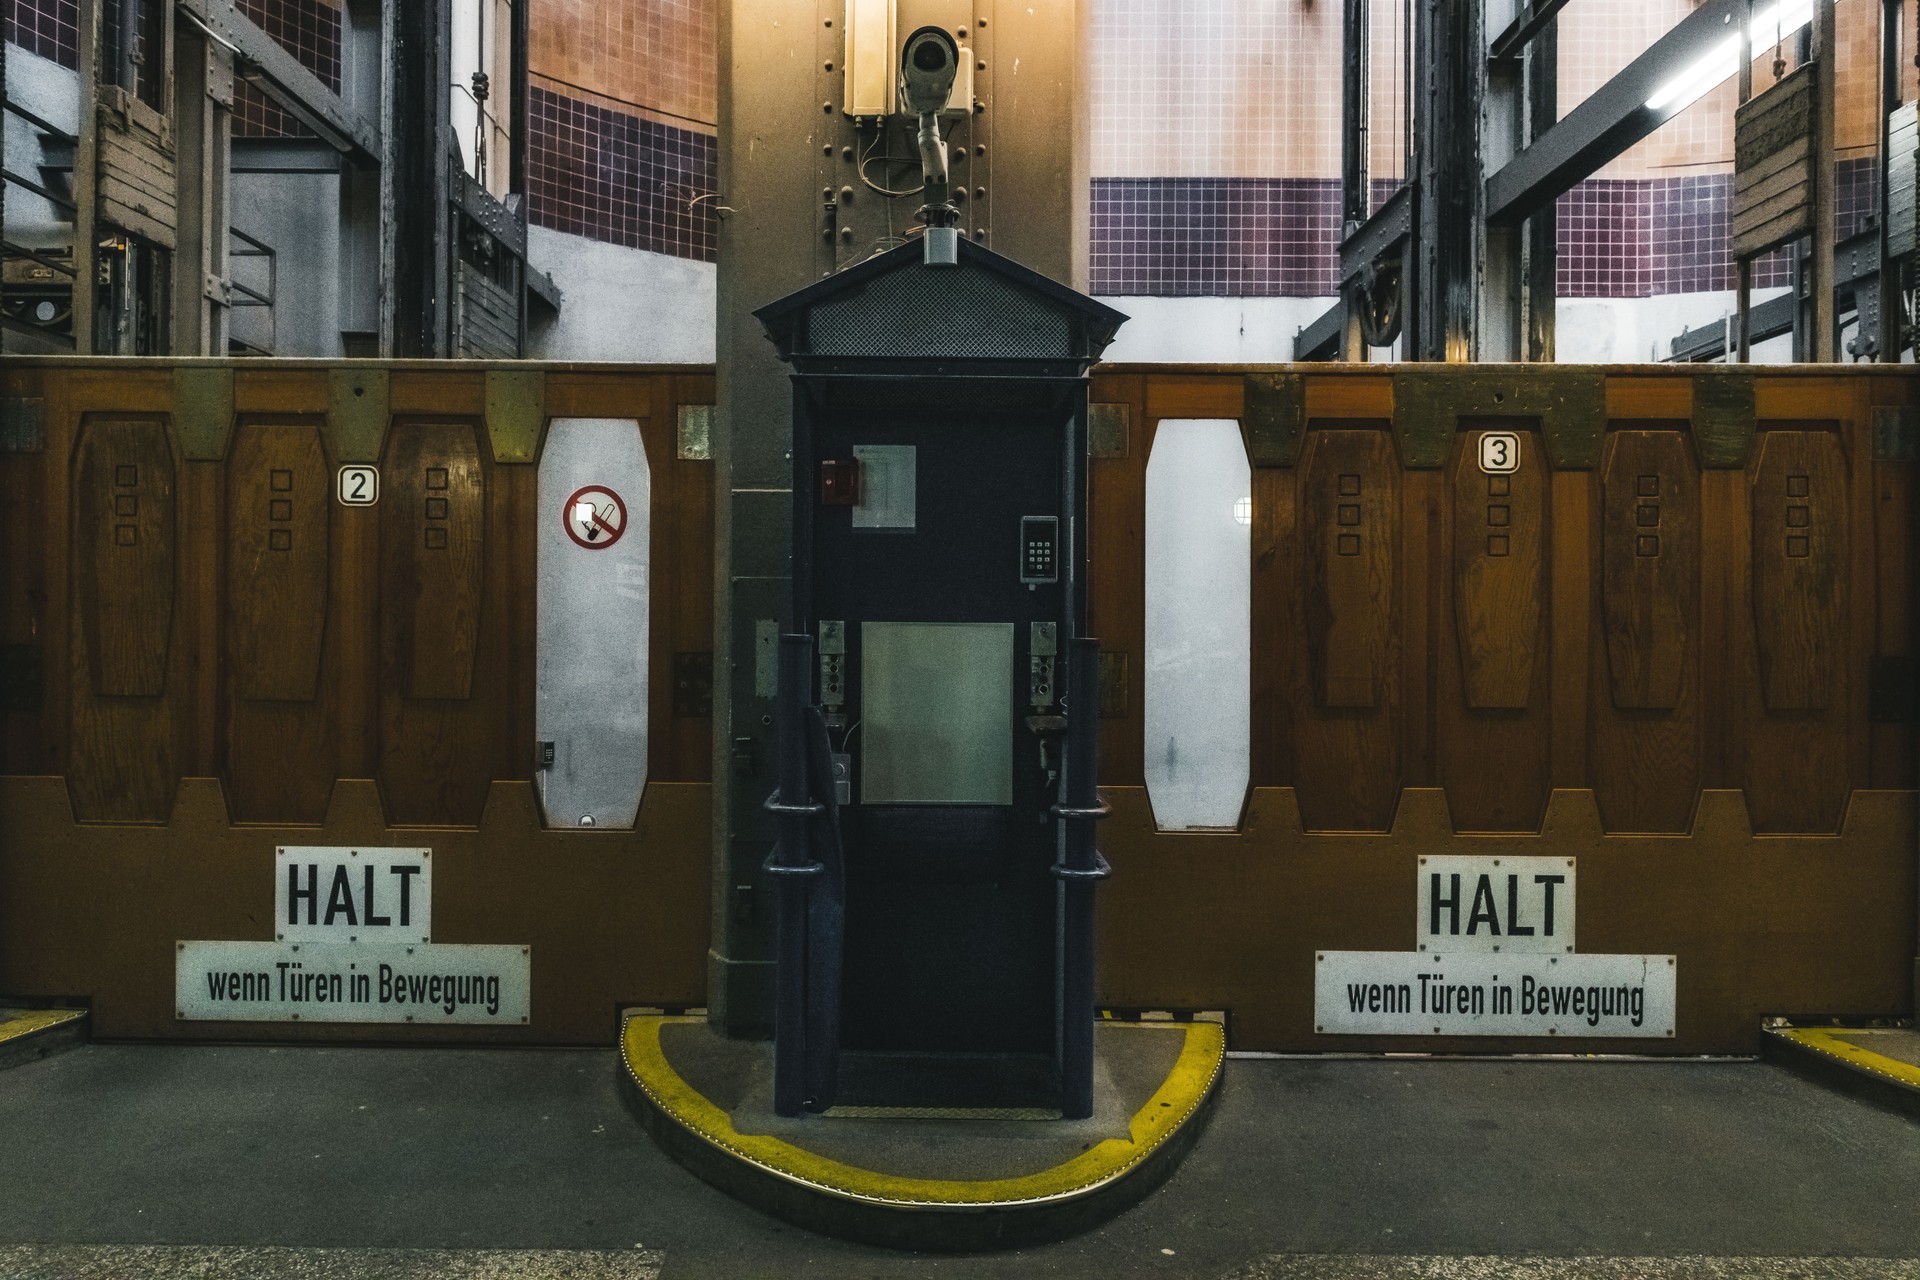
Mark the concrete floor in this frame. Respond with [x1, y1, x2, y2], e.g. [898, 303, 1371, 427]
[1, 1045, 1917, 1278]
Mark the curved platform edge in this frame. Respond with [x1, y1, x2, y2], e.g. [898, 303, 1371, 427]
[618, 1015, 1225, 1252]
[1763, 1024, 1920, 1122]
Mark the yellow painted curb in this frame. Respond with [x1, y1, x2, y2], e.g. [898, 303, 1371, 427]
[0, 1009, 86, 1044]
[1774, 1027, 1920, 1091]
[621, 1015, 1224, 1209]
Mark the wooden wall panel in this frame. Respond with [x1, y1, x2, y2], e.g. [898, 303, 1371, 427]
[378, 420, 506, 826]
[77, 419, 175, 697]
[1438, 428, 1553, 831]
[1589, 431, 1703, 833]
[1751, 430, 1847, 710]
[1744, 428, 1853, 833]
[383, 422, 486, 701]
[69, 416, 178, 822]
[1, 369, 55, 776]
[1293, 428, 1402, 831]
[225, 420, 336, 824]
[228, 423, 330, 701]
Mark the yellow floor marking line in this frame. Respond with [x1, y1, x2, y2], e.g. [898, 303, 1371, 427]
[0, 1009, 86, 1044]
[622, 1015, 1223, 1209]
[1775, 1027, 1920, 1091]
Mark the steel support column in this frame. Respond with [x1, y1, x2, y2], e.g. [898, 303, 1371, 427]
[1341, 0, 1371, 360]
[390, 0, 452, 357]
[170, 17, 233, 355]
[1879, 0, 1909, 361]
[1415, 0, 1481, 361]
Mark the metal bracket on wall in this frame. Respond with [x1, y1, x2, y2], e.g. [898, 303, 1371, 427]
[484, 369, 546, 464]
[172, 366, 235, 461]
[326, 367, 390, 463]
[1390, 369, 1605, 469]
[1089, 403, 1130, 460]
[0, 398, 45, 453]
[1872, 406, 1920, 463]
[1692, 372, 1757, 469]
[1243, 373, 1305, 467]
[677, 405, 714, 461]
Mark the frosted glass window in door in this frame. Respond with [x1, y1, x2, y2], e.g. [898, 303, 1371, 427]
[1144, 419, 1251, 830]
[861, 622, 1013, 805]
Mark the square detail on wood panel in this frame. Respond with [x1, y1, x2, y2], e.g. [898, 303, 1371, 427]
[1786, 535, 1810, 558]
[1637, 535, 1660, 557]
[114, 525, 137, 546]
[1636, 503, 1660, 527]
[425, 528, 449, 550]
[271, 469, 293, 492]
[115, 494, 138, 517]
[1487, 534, 1510, 557]
[1488, 505, 1511, 527]
[116, 464, 138, 487]
[1487, 475, 1510, 497]
[1786, 505, 1810, 527]
[269, 529, 292, 552]
[1787, 474, 1810, 497]
[426, 498, 449, 520]
[1337, 504, 1361, 526]
[1637, 473, 1660, 496]
[270, 499, 292, 521]
[1338, 474, 1361, 496]
[427, 468, 449, 490]
[1338, 534, 1361, 556]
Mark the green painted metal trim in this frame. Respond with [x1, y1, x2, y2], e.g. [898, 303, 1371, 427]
[1872, 406, 1920, 463]
[326, 367, 390, 463]
[1089, 403, 1130, 460]
[1391, 370, 1604, 470]
[1243, 372, 1304, 467]
[678, 404, 714, 461]
[172, 366, 235, 461]
[1, 397, 46, 453]
[484, 369, 547, 464]
[1691, 372, 1756, 469]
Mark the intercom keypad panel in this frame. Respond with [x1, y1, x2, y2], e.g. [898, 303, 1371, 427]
[1020, 516, 1059, 584]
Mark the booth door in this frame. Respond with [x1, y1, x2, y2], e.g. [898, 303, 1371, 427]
[810, 407, 1068, 1068]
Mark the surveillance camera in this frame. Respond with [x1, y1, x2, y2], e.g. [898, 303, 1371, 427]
[899, 26, 958, 117]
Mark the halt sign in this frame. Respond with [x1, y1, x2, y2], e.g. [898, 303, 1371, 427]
[1419, 855, 1573, 953]
[1315, 853, 1676, 1038]
[277, 846, 430, 944]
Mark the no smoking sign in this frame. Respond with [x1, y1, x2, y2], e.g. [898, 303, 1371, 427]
[564, 485, 628, 550]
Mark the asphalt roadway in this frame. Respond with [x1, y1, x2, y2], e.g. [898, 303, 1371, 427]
[1, 1044, 1916, 1278]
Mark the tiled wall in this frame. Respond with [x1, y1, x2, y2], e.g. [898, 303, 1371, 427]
[6, 0, 78, 69]
[524, 0, 718, 261]
[530, 0, 715, 128]
[231, 0, 343, 140]
[526, 85, 717, 263]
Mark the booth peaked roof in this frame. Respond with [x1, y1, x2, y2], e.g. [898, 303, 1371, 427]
[753, 236, 1127, 373]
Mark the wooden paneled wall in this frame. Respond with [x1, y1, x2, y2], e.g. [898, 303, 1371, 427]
[0, 361, 714, 1043]
[1, 360, 1914, 1055]
[1090, 366, 1919, 1053]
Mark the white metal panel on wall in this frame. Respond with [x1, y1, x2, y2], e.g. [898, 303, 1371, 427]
[536, 418, 651, 829]
[1143, 419, 1251, 830]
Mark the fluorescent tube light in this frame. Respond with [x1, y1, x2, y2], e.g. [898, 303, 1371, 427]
[1643, 0, 1815, 114]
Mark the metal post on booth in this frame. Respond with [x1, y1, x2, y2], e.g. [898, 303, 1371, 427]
[767, 632, 824, 1117]
[1054, 636, 1111, 1120]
